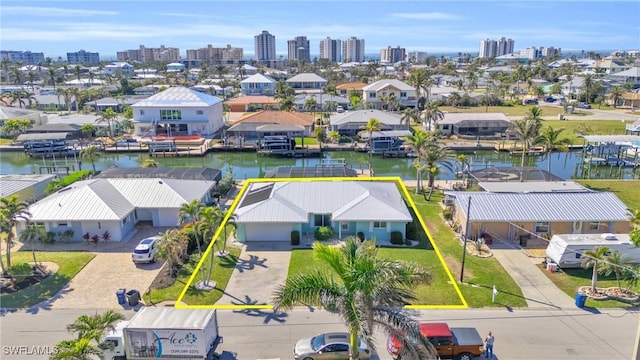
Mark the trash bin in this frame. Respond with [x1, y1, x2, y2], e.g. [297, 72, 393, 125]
[126, 289, 140, 306]
[558, 114, 564, 120]
[116, 288, 126, 305]
[566, 106, 574, 114]
[575, 292, 588, 308]
[518, 234, 529, 247]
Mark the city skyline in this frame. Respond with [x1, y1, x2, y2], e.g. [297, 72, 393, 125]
[1, 0, 639, 60]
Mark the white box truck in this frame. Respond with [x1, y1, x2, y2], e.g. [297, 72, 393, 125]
[102, 307, 221, 360]
[546, 233, 640, 269]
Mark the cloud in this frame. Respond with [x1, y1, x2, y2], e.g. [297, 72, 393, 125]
[390, 12, 463, 20]
[1, 6, 117, 17]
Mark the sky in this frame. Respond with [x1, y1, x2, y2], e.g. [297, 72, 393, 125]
[1, 0, 639, 60]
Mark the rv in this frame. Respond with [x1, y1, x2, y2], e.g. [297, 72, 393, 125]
[546, 233, 640, 268]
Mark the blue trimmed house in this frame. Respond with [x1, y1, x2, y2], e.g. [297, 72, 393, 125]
[233, 181, 412, 242]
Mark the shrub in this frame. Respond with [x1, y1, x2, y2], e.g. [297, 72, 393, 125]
[442, 209, 453, 221]
[42, 231, 56, 244]
[101, 231, 111, 242]
[216, 172, 234, 196]
[356, 231, 365, 241]
[45, 170, 92, 194]
[390, 231, 404, 245]
[291, 230, 300, 246]
[9, 263, 32, 277]
[314, 226, 333, 241]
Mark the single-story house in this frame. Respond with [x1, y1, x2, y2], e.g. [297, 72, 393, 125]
[16, 178, 216, 241]
[92, 96, 147, 113]
[25, 123, 83, 139]
[444, 191, 632, 243]
[241, 73, 277, 96]
[0, 106, 45, 127]
[97, 167, 222, 183]
[329, 109, 409, 137]
[436, 112, 511, 138]
[285, 73, 328, 93]
[132, 86, 224, 137]
[233, 180, 412, 242]
[477, 181, 589, 193]
[293, 94, 350, 112]
[34, 94, 76, 111]
[0, 174, 57, 203]
[335, 82, 367, 98]
[224, 95, 280, 112]
[226, 110, 313, 139]
[362, 79, 417, 108]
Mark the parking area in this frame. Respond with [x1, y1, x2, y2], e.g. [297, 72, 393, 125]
[29, 226, 172, 311]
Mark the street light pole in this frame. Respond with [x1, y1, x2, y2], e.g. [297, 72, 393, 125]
[460, 196, 472, 283]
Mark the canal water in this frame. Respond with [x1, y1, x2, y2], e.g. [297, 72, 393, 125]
[0, 149, 637, 180]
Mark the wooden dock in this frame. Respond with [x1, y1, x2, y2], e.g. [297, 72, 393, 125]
[256, 148, 323, 158]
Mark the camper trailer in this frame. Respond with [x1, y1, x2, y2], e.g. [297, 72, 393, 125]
[546, 233, 640, 269]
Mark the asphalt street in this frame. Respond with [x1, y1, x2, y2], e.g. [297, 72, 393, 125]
[1, 307, 638, 360]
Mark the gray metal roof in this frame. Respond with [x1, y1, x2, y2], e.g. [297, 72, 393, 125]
[132, 86, 222, 107]
[478, 181, 589, 193]
[264, 166, 358, 178]
[362, 79, 414, 91]
[286, 73, 328, 83]
[0, 174, 57, 198]
[16, 132, 71, 141]
[241, 73, 276, 84]
[330, 109, 404, 126]
[446, 191, 631, 222]
[235, 181, 412, 223]
[97, 167, 222, 182]
[440, 112, 510, 125]
[359, 130, 412, 139]
[580, 135, 640, 143]
[256, 124, 304, 132]
[0, 106, 39, 120]
[28, 123, 82, 132]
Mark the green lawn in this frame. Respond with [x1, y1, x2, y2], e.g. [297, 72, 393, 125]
[576, 180, 640, 209]
[0, 138, 14, 145]
[0, 251, 95, 308]
[295, 137, 318, 146]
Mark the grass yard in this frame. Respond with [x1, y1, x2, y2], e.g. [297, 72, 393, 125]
[576, 180, 640, 209]
[0, 251, 95, 308]
[0, 138, 14, 145]
[440, 105, 568, 117]
[295, 137, 318, 146]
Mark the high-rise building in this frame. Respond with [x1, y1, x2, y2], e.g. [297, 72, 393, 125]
[343, 37, 365, 63]
[287, 36, 311, 61]
[67, 50, 100, 65]
[406, 51, 428, 63]
[116, 45, 179, 63]
[0, 50, 45, 64]
[380, 46, 406, 63]
[185, 44, 244, 64]
[520, 47, 541, 60]
[479, 37, 514, 58]
[254, 31, 276, 62]
[540, 46, 562, 57]
[319, 37, 342, 62]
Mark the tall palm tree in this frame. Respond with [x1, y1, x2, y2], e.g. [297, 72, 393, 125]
[80, 145, 101, 173]
[608, 86, 626, 108]
[603, 251, 633, 290]
[404, 130, 430, 194]
[536, 126, 570, 172]
[51, 338, 103, 360]
[508, 117, 542, 175]
[581, 246, 610, 293]
[279, 96, 295, 111]
[95, 108, 119, 138]
[359, 117, 382, 175]
[273, 237, 435, 360]
[304, 95, 318, 123]
[199, 206, 226, 286]
[400, 107, 420, 128]
[19, 222, 45, 266]
[420, 143, 455, 201]
[156, 229, 188, 277]
[421, 102, 444, 131]
[66, 309, 125, 342]
[0, 195, 31, 271]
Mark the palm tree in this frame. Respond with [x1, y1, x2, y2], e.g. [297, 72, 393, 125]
[141, 158, 159, 168]
[66, 309, 125, 342]
[199, 206, 226, 287]
[404, 130, 430, 194]
[608, 86, 626, 108]
[156, 229, 188, 277]
[508, 117, 542, 175]
[273, 237, 435, 360]
[80, 123, 96, 142]
[179, 199, 204, 261]
[420, 143, 455, 201]
[456, 153, 470, 185]
[603, 251, 633, 290]
[421, 102, 444, 131]
[314, 125, 326, 150]
[581, 246, 610, 293]
[359, 118, 382, 175]
[400, 107, 420, 128]
[96, 108, 119, 138]
[536, 126, 570, 172]
[0, 195, 31, 272]
[19, 222, 45, 266]
[51, 338, 102, 360]
[279, 96, 295, 111]
[80, 145, 101, 173]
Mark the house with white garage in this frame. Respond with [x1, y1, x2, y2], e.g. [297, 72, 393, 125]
[131, 86, 224, 137]
[16, 178, 216, 242]
[233, 180, 412, 242]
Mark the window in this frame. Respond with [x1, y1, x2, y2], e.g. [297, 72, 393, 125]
[373, 221, 387, 229]
[160, 109, 182, 121]
[140, 110, 145, 115]
[534, 222, 550, 233]
[314, 214, 331, 227]
[369, 92, 376, 98]
[589, 222, 601, 230]
[57, 222, 68, 227]
[400, 92, 407, 97]
[341, 222, 349, 231]
[196, 110, 203, 115]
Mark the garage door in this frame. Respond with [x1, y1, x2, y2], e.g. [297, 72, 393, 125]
[245, 223, 292, 241]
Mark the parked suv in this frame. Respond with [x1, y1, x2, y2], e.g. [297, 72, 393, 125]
[577, 102, 591, 109]
[132, 236, 160, 264]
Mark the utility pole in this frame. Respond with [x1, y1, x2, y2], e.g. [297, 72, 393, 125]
[460, 196, 472, 283]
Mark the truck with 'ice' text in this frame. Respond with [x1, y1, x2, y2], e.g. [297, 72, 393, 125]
[101, 307, 221, 360]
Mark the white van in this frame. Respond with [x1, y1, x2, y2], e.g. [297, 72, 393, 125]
[336, 106, 345, 113]
[546, 233, 640, 268]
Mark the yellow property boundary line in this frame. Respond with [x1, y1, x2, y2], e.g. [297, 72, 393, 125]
[176, 176, 468, 310]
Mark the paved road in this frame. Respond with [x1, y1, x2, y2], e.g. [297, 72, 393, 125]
[1, 307, 637, 360]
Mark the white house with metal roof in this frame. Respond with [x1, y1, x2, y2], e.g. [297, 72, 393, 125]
[240, 73, 277, 96]
[285, 73, 328, 93]
[445, 191, 632, 244]
[329, 109, 409, 136]
[131, 86, 224, 137]
[437, 112, 511, 138]
[16, 178, 216, 241]
[362, 79, 417, 109]
[233, 181, 412, 242]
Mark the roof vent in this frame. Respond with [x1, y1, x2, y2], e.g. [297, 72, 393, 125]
[601, 233, 617, 241]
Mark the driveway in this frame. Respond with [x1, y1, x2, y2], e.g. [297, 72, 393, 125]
[216, 242, 292, 306]
[29, 226, 172, 311]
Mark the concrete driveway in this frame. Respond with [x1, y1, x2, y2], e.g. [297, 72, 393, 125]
[28, 226, 172, 311]
[216, 242, 292, 306]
